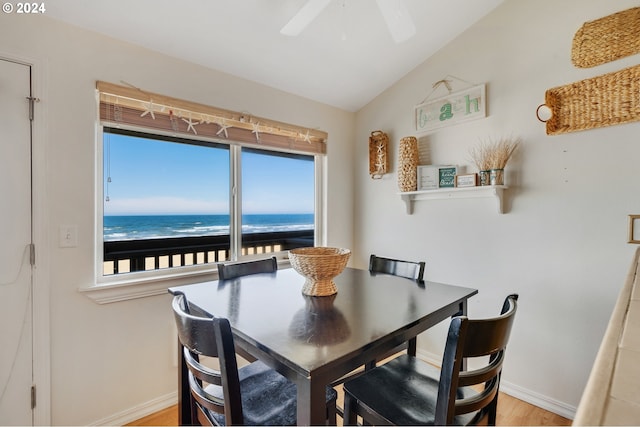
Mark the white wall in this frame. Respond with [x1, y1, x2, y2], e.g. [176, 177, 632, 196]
[3, 0, 639, 423]
[0, 14, 355, 425]
[354, 0, 640, 417]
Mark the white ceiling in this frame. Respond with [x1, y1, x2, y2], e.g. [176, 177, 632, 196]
[45, 0, 504, 112]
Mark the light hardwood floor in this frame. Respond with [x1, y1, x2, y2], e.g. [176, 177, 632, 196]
[127, 388, 572, 426]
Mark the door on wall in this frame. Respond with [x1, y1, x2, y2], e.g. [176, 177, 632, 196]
[0, 58, 34, 425]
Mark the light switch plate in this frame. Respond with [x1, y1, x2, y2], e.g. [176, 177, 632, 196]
[59, 225, 78, 248]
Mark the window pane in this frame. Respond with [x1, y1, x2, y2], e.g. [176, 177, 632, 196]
[102, 128, 230, 274]
[240, 148, 314, 255]
[100, 129, 319, 277]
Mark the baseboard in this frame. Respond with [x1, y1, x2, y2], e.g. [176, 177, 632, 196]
[416, 349, 576, 421]
[416, 348, 441, 366]
[500, 381, 576, 420]
[89, 391, 177, 426]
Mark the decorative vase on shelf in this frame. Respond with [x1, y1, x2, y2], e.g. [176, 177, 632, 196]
[398, 136, 418, 192]
[479, 170, 490, 186]
[489, 168, 505, 185]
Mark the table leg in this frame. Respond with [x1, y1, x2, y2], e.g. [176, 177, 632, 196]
[407, 337, 417, 356]
[457, 299, 468, 317]
[297, 378, 328, 426]
[457, 299, 468, 370]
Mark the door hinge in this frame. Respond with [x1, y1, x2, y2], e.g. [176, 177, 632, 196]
[29, 243, 35, 266]
[26, 96, 40, 121]
[31, 385, 36, 409]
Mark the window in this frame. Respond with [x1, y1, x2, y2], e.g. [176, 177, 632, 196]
[101, 128, 318, 276]
[96, 81, 326, 280]
[241, 149, 315, 256]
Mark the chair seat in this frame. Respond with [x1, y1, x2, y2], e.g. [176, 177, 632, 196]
[343, 355, 477, 426]
[206, 360, 337, 426]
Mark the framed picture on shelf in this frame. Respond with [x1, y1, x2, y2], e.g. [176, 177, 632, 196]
[455, 173, 478, 188]
[438, 166, 458, 188]
[417, 165, 439, 190]
[417, 165, 460, 190]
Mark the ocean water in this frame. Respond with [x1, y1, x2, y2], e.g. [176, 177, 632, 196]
[104, 214, 313, 241]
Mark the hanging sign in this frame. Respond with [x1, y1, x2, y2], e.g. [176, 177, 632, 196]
[415, 84, 486, 133]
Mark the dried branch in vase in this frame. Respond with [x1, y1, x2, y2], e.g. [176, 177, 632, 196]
[469, 137, 520, 171]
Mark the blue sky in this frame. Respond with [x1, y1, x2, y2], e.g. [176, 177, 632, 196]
[103, 132, 314, 215]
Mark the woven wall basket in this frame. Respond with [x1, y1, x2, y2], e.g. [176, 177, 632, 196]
[572, 7, 640, 68]
[538, 64, 640, 135]
[369, 130, 389, 179]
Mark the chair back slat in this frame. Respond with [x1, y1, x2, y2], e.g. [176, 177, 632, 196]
[369, 254, 425, 281]
[457, 350, 504, 387]
[463, 315, 516, 358]
[188, 369, 226, 415]
[217, 256, 278, 280]
[183, 347, 223, 387]
[455, 377, 499, 414]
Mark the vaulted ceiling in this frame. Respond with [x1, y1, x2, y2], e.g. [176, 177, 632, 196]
[45, 0, 504, 112]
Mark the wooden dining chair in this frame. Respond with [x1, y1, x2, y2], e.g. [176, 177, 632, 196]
[370, 254, 426, 359]
[172, 292, 337, 426]
[343, 294, 519, 426]
[217, 256, 278, 280]
[369, 254, 426, 282]
[217, 256, 279, 363]
[330, 255, 427, 391]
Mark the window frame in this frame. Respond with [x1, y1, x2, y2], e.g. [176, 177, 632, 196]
[91, 122, 325, 293]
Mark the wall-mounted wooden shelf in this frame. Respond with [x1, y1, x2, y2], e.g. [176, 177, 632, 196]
[399, 185, 508, 214]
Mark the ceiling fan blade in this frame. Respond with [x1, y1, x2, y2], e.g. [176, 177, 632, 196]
[375, 0, 416, 43]
[280, 0, 332, 37]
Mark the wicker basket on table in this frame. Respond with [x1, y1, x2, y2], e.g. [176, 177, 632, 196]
[288, 247, 351, 296]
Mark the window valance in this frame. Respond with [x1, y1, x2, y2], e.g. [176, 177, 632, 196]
[97, 81, 327, 155]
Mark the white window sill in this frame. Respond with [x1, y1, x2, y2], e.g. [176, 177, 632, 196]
[79, 260, 292, 304]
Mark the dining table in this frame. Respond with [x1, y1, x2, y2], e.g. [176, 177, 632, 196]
[168, 266, 478, 426]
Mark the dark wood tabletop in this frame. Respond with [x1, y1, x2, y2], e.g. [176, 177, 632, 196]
[169, 267, 477, 425]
